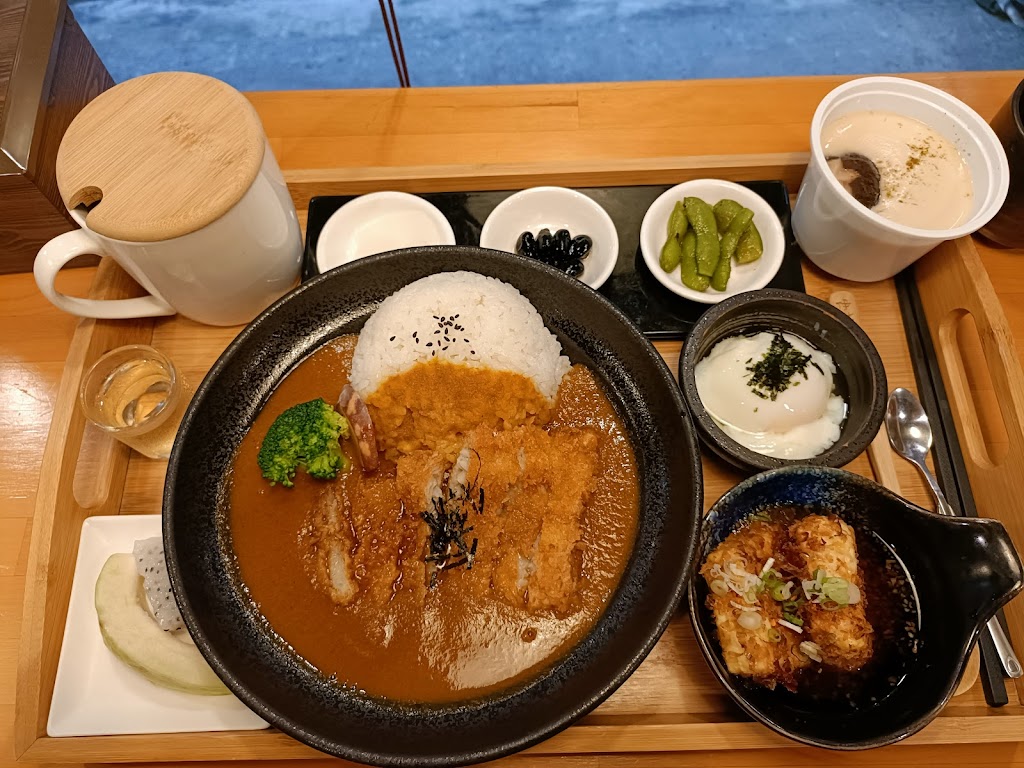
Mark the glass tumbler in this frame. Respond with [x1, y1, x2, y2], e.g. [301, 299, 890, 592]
[79, 344, 194, 459]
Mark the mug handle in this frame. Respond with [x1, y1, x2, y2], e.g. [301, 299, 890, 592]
[34, 230, 176, 319]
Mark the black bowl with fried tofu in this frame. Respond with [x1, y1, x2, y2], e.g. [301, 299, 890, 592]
[688, 465, 1023, 750]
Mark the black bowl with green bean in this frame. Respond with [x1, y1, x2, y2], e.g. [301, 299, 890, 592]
[659, 197, 764, 293]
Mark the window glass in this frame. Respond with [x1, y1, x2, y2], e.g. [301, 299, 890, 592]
[71, 0, 1024, 89]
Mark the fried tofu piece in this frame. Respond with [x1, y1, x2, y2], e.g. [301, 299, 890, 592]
[701, 521, 810, 690]
[789, 514, 874, 671]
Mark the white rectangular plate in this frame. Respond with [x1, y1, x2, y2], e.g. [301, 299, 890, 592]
[47, 514, 268, 737]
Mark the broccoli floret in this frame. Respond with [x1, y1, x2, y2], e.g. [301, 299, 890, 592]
[257, 398, 351, 487]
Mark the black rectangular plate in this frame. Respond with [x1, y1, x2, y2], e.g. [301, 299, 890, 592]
[303, 181, 806, 339]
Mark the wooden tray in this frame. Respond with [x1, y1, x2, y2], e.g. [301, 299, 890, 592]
[15, 164, 1024, 763]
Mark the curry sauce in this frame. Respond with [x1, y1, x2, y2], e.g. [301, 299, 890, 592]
[228, 335, 639, 702]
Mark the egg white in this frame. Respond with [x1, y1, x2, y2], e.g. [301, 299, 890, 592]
[694, 332, 847, 459]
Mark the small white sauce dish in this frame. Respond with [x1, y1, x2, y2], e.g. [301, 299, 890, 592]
[639, 179, 785, 304]
[479, 186, 618, 290]
[316, 191, 455, 273]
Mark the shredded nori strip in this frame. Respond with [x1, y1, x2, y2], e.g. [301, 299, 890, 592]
[421, 452, 485, 588]
[745, 333, 823, 401]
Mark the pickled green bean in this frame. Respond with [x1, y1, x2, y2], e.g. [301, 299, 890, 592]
[720, 208, 755, 264]
[667, 201, 688, 241]
[660, 234, 682, 272]
[736, 222, 764, 264]
[679, 230, 709, 291]
[713, 199, 744, 232]
[684, 197, 720, 277]
[710, 247, 731, 291]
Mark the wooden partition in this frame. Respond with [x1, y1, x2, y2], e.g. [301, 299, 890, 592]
[0, 0, 112, 274]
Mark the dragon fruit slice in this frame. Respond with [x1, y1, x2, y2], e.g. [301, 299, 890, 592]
[132, 537, 184, 631]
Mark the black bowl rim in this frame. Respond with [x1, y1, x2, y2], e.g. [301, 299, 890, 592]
[678, 288, 887, 472]
[686, 465, 991, 750]
[163, 245, 704, 766]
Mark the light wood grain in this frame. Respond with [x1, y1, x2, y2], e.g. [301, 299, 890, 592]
[915, 236, 1024, 706]
[14, 260, 153, 758]
[4, 73, 1024, 768]
[12, 183, 968, 763]
[248, 73, 1021, 175]
[826, 288, 983, 699]
[56, 72, 265, 243]
[279, 154, 810, 212]
[824, 286, 985, 698]
[828, 290, 904, 494]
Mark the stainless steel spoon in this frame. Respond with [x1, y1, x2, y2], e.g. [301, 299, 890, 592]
[885, 387, 1023, 679]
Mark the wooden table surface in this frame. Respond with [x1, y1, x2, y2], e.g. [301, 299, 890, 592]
[4, 71, 1024, 768]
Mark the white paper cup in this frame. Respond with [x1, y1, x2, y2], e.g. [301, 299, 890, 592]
[793, 77, 1010, 282]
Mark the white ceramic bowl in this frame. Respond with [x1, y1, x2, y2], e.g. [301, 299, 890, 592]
[316, 191, 455, 273]
[479, 186, 618, 290]
[639, 180, 785, 304]
[793, 76, 1010, 282]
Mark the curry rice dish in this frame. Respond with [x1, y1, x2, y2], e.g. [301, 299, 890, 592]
[228, 272, 640, 703]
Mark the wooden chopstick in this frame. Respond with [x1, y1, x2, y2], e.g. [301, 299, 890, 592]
[378, 0, 411, 87]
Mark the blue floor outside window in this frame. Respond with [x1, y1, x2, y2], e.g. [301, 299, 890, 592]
[70, 0, 1024, 90]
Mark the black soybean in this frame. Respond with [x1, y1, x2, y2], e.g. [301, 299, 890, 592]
[516, 228, 591, 279]
[554, 229, 571, 258]
[569, 234, 593, 261]
[536, 228, 553, 255]
[516, 230, 538, 259]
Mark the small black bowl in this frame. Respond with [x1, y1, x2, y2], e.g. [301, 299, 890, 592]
[679, 289, 886, 473]
[688, 466, 1023, 750]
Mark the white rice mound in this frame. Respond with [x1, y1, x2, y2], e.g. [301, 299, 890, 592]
[350, 271, 570, 402]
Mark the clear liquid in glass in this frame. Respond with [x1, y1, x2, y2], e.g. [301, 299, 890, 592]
[81, 346, 193, 459]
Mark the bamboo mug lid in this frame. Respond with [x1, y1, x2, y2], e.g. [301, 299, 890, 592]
[56, 72, 266, 243]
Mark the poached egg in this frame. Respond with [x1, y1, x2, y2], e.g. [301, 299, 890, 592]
[694, 331, 847, 459]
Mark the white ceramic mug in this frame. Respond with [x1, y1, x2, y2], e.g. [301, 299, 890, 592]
[35, 149, 302, 326]
[793, 77, 1010, 282]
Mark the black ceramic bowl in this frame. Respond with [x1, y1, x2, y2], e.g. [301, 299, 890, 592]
[689, 466, 1023, 749]
[163, 246, 703, 767]
[679, 289, 887, 473]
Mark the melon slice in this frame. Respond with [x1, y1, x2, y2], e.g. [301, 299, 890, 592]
[95, 553, 228, 695]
